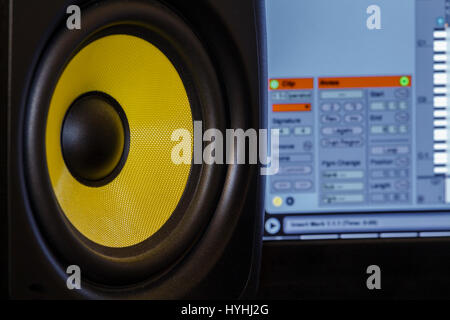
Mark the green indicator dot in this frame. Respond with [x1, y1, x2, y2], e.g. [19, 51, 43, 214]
[400, 76, 410, 87]
[270, 79, 280, 90]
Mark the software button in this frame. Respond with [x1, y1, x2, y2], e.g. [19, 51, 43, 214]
[395, 88, 410, 99]
[265, 218, 281, 235]
[321, 114, 341, 123]
[344, 114, 363, 123]
[395, 180, 410, 191]
[321, 103, 332, 112]
[395, 112, 410, 123]
[396, 157, 410, 167]
[371, 146, 410, 155]
[294, 126, 312, 136]
[286, 197, 295, 206]
[281, 166, 313, 175]
[322, 126, 363, 136]
[388, 101, 397, 110]
[370, 102, 385, 111]
[294, 180, 313, 190]
[272, 196, 283, 207]
[273, 181, 292, 191]
[398, 101, 408, 110]
[332, 103, 341, 111]
[344, 102, 356, 111]
[322, 138, 363, 148]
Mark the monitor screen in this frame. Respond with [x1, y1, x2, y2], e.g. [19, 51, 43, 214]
[264, 0, 450, 240]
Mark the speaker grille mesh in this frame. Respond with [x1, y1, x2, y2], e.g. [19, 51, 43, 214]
[45, 35, 193, 248]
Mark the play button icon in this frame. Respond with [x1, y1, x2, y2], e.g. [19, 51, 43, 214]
[265, 218, 281, 235]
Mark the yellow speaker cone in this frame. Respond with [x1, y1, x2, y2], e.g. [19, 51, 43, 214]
[45, 34, 193, 248]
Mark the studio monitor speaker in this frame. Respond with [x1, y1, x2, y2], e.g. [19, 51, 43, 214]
[5, 0, 262, 299]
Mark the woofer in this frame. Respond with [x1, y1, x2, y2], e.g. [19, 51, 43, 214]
[25, 0, 226, 285]
[8, 0, 261, 299]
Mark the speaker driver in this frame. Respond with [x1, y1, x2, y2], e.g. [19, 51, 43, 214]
[47, 34, 192, 248]
[24, 0, 226, 285]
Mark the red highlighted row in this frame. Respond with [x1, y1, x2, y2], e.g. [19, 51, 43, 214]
[270, 75, 411, 113]
[269, 75, 411, 90]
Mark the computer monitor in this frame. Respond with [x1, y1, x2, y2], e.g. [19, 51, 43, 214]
[264, 0, 450, 240]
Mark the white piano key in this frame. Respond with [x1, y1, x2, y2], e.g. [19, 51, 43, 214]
[434, 143, 448, 150]
[434, 110, 448, 117]
[434, 86, 448, 94]
[434, 30, 447, 38]
[434, 166, 448, 174]
[434, 152, 448, 164]
[434, 63, 448, 71]
[434, 40, 447, 51]
[434, 73, 448, 85]
[434, 54, 448, 62]
[434, 119, 448, 127]
[434, 129, 448, 140]
[434, 96, 448, 107]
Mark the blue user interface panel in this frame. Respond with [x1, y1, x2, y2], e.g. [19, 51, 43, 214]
[264, 0, 450, 240]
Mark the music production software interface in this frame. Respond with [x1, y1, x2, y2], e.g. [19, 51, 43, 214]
[264, 0, 450, 240]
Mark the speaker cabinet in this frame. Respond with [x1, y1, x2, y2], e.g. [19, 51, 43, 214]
[7, 0, 262, 299]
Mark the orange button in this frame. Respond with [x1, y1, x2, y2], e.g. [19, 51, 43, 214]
[273, 103, 311, 112]
[269, 78, 314, 90]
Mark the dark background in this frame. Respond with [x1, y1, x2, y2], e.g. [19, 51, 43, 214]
[1, 0, 9, 300]
[4, 0, 450, 300]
